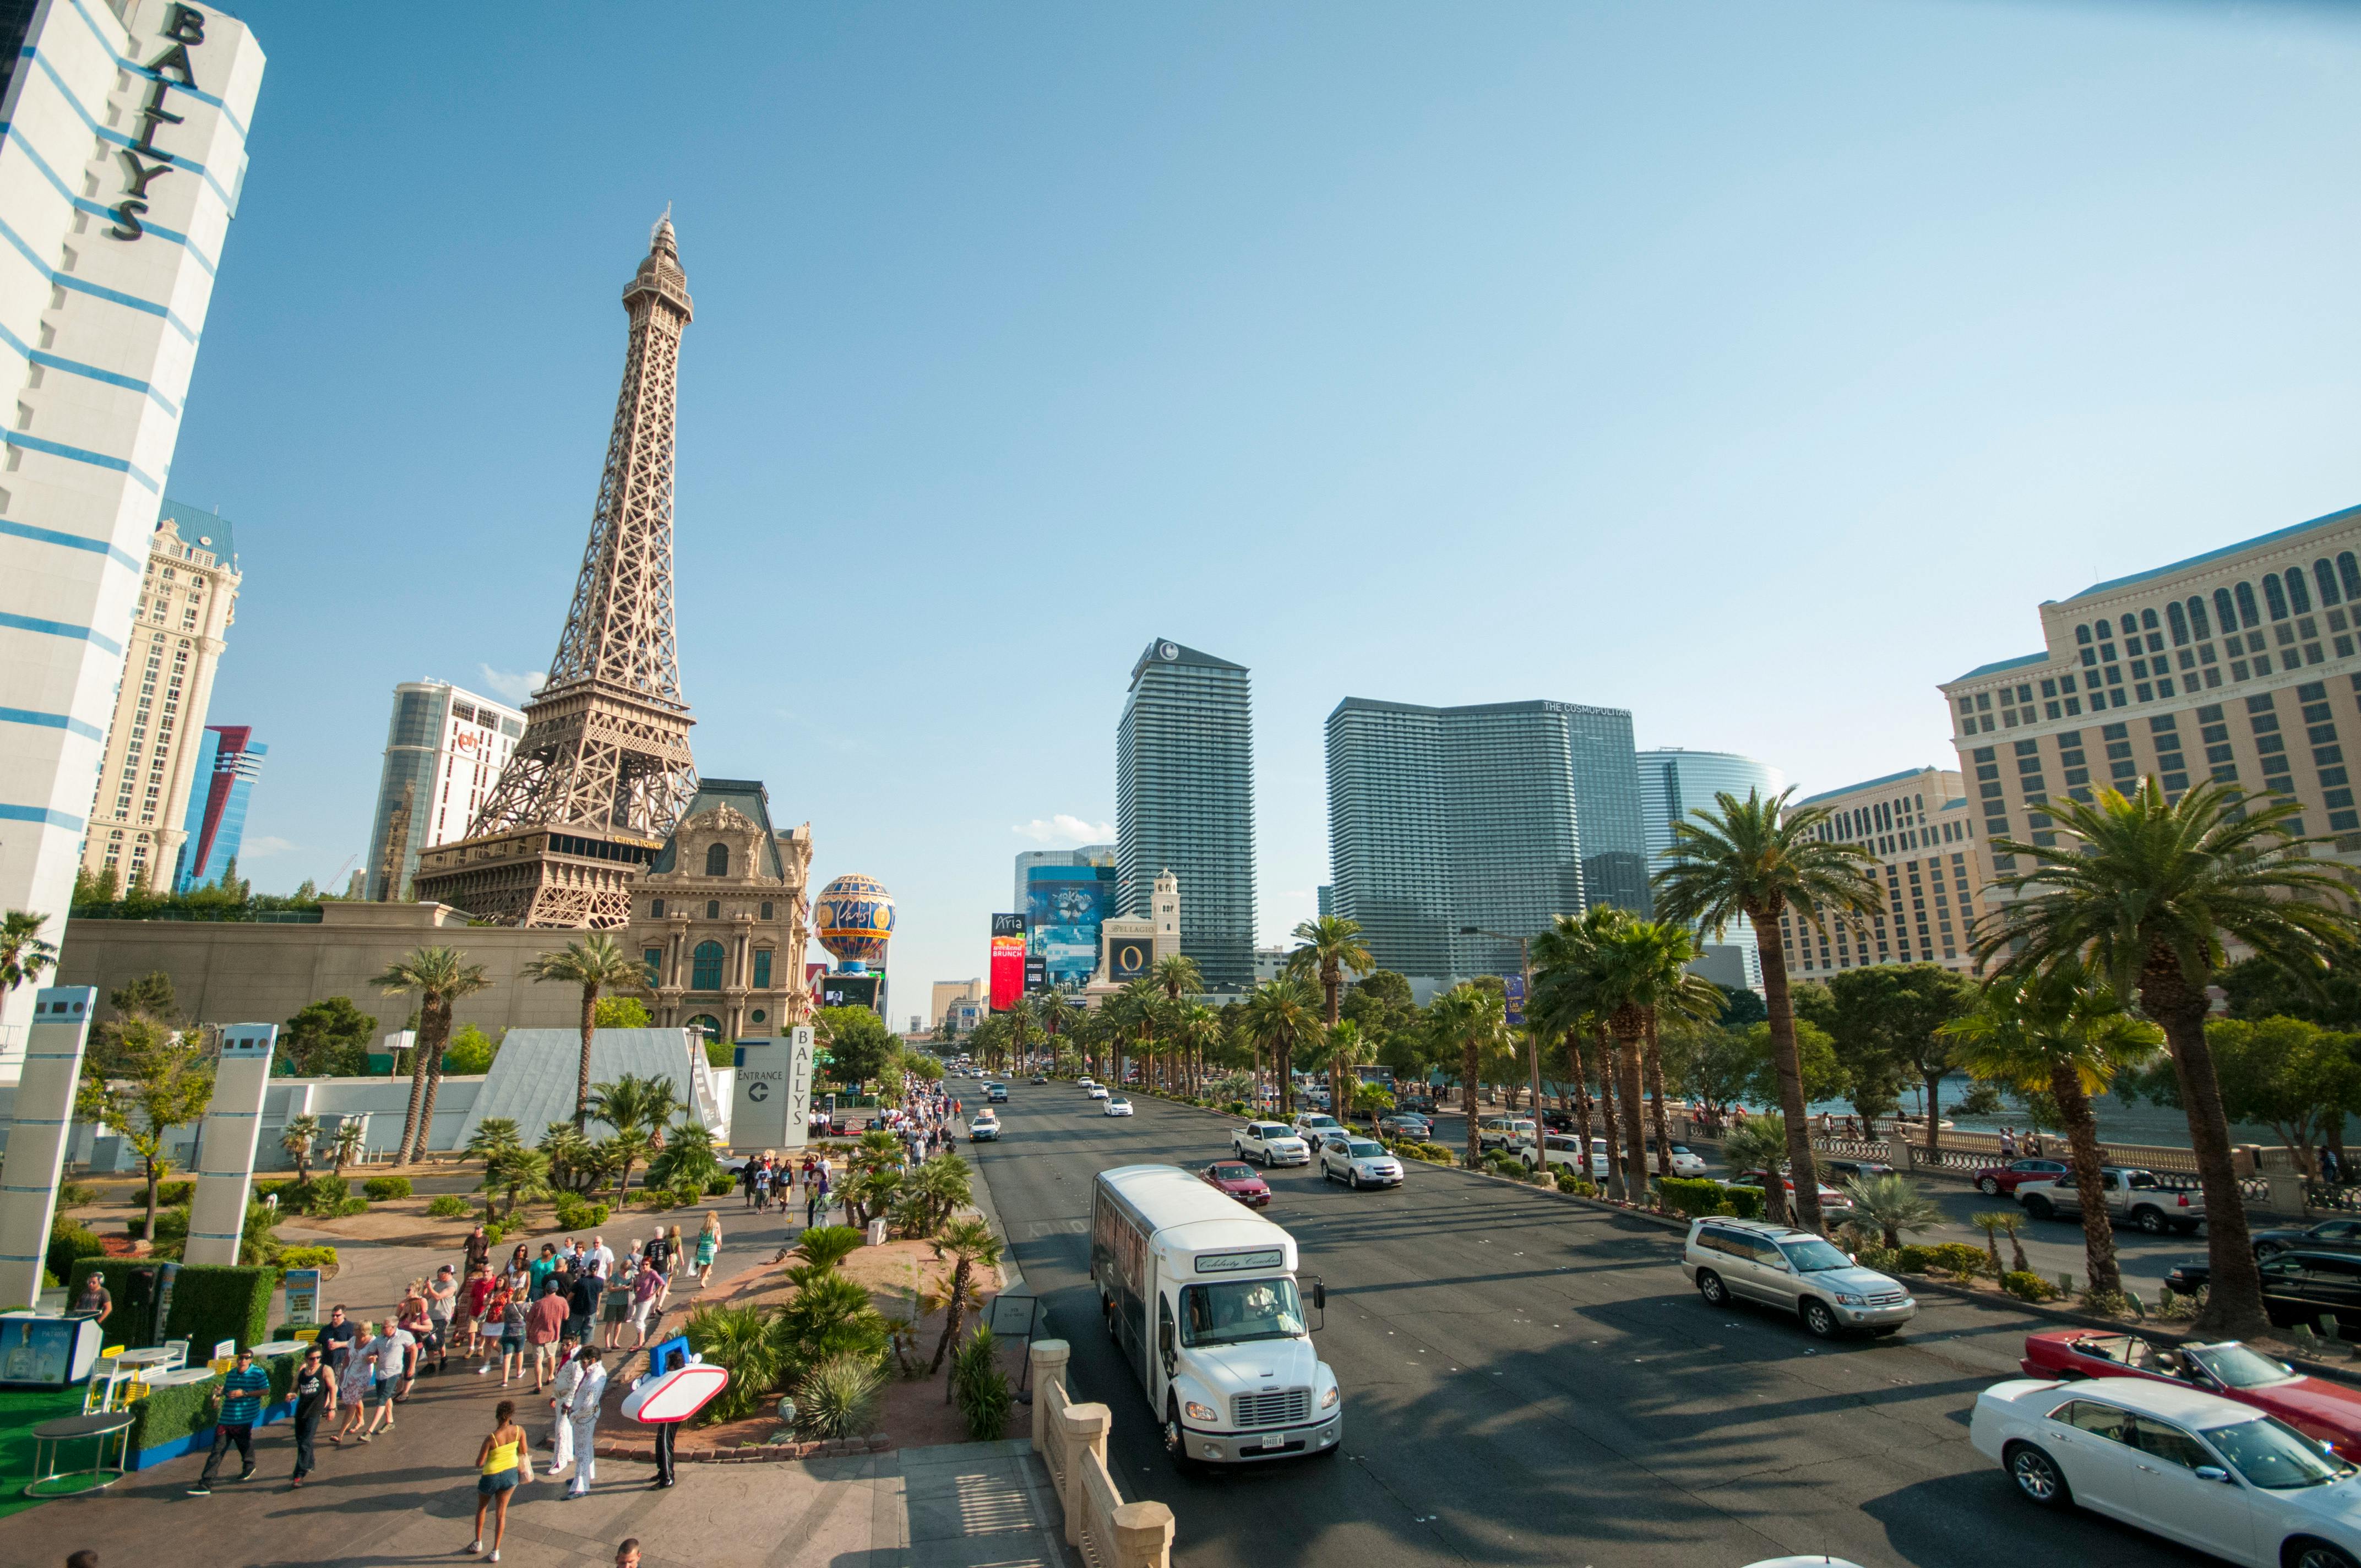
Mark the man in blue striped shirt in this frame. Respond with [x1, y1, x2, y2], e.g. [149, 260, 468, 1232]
[189, 1348, 271, 1495]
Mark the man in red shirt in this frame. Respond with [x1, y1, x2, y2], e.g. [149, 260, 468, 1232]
[461, 1262, 498, 1357]
[526, 1281, 568, 1391]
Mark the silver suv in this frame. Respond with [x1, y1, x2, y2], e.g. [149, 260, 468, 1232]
[1680, 1216, 1917, 1339]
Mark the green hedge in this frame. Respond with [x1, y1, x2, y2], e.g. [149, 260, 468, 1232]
[72, 1258, 274, 1352]
[45, 1216, 101, 1297]
[1719, 1183, 1765, 1220]
[362, 1176, 411, 1201]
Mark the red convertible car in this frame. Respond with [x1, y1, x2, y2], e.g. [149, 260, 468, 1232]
[2019, 1329, 2361, 1459]
[1199, 1161, 1272, 1208]
[1971, 1158, 2070, 1196]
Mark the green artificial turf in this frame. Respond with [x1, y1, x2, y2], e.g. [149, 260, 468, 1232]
[0, 1384, 117, 1520]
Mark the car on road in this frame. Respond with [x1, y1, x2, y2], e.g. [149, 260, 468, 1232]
[2254, 1218, 2361, 1259]
[2256, 1251, 2361, 1339]
[1198, 1161, 1272, 1208]
[1539, 1108, 1577, 1134]
[2015, 1166, 2203, 1235]
[1478, 1117, 1536, 1152]
[1973, 1158, 2071, 1196]
[1105, 1097, 1134, 1117]
[2019, 1330, 2361, 1461]
[1321, 1137, 1404, 1190]
[1970, 1374, 2361, 1564]
[1822, 1157, 1898, 1184]
[1087, 1085, 1111, 1101]
[1377, 1113, 1433, 1141]
[1290, 1112, 1346, 1152]
[1397, 1093, 1439, 1115]
[1077, 1076, 1096, 1088]
[1681, 1216, 1914, 1337]
[1233, 1121, 1312, 1167]
[987, 1083, 1009, 1103]
[1521, 1133, 1587, 1177]
[1030, 1074, 1049, 1084]
[1645, 1139, 1707, 1178]
[1728, 1169, 1857, 1219]
[968, 1110, 1002, 1142]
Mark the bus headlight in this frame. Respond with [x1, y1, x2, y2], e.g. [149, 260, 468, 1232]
[1184, 1401, 1217, 1422]
[1320, 1386, 1339, 1409]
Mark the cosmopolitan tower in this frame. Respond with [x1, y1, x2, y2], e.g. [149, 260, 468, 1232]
[0, 3, 265, 1066]
[1117, 639, 1256, 991]
[412, 219, 699, 926]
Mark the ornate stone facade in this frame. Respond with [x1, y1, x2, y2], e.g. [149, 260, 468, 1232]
[627, 780, 813, 1043]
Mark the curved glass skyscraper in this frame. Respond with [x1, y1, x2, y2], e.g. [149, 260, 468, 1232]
[1636, 748, 1788, 986]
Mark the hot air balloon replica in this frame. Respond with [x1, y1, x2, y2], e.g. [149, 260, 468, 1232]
[813, 875, 895, 1015]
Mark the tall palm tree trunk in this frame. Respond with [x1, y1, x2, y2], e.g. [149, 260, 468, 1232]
[1643, 1015, 1674, 1194]
[398, 1018, 432, 1164]
[2141, 956, 2267, 1336]
[1921, 1070, 1943, 1158]
[411, 998, 450, 1162]
[1751, 905, 1825, 1232]
[1563, 1030, 1593, 1167]
[575, 984, 598, 1131]
[1461, 1037, 1482, 1169]
[2049, 1060, 2121, 1297]
[1613, 1012, 1649, 1203]
[1596, 1025, 1623, 1201]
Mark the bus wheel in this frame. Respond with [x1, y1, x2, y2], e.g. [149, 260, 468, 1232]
[1164, 1401, 1202, 1474]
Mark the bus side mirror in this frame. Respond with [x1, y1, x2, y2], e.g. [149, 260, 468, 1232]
[1313, 1282, 1326, 1311]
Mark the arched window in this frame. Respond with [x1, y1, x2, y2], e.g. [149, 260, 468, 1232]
[2076, 624, 2092, 645]
[705, 842, 729, 878]
[2118, 613, 2138, 638]
[2265, 574, 2291, 620]
[2288, 568, 2313, 615]
[2140, 607, 2159, 631]
[2234, 581, 2261, 629]
[691, 940, 724, 990]
[686, 1014, 722, 1045]
[2342, 552, 2361, 602]
[2189, 596, 2212, 639]
[2167, 602, 2189, 645]
[2215, 587, 2238, 634]
[2317, 559, 2343, 607]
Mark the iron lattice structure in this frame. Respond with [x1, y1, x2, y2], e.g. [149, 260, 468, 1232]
[411, 219, 700, 929]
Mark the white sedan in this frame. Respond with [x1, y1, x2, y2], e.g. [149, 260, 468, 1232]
[1971, 1374, 2361, 1566]
[1103, 1097, 1134, 1117]
[1086, 1085, 1110, 1100]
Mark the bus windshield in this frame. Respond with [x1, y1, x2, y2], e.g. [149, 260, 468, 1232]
[1180, 1278, 1307, 1347]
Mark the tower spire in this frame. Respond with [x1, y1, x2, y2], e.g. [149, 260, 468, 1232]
[410, 221, 700, 928]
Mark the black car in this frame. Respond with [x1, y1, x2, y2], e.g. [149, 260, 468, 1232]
[2166, 1258, 2210, 1294]
[1398, 1094, 1438, 1115]
[2257, 1249, 2361, 1337]
[1539, 1109, 1577, 1134]
[2254, 1218, 2361, 1259]
[1822, 1158, 1898, 1183]
[1029, 1075, 1048, 1084]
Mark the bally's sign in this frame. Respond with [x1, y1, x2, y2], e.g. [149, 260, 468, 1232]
[108, 4, 211, 242]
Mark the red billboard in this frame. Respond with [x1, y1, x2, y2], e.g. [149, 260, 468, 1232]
[989, 935, 1026, 1011]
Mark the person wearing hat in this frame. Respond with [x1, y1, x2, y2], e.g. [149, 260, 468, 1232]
[188, 1348, 271, 1494]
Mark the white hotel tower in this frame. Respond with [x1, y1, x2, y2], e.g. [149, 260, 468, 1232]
[0, 1, 264, 1069]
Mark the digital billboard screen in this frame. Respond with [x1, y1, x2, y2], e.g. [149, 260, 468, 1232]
[820, 973, 879, 1011]
[1027, 865, 1111, 987]
[989, 935, 1026, 1010]
[1107, 934, 1152, 982]
[1025, 957, 1047, 994]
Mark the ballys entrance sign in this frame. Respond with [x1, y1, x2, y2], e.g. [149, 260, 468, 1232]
[109, 3, 215, 242]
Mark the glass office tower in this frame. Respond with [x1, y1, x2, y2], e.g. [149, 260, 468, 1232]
[1635, 748, 1788, 983]
[1325, 698, 1649, 983]
[1117, 639, 1257, 990]
[173, 725, 266, 891]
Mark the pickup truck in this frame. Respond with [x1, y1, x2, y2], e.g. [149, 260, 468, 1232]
[1290, 1113, 1347, 1152]
[2013, 1166, 2204, 1235]
[1233, 1120, 1312, 1167]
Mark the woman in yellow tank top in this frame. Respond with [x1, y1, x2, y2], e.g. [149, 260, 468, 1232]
[467, 1398, 529, 1561]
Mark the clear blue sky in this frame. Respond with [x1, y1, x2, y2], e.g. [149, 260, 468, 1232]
[177, 1, 2361, 1019]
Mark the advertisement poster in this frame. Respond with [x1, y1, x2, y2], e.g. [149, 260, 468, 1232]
[821, 973, 879, 1011]
[1026, 865, 1111, 987]
[1024, 957, 1047, 994]
[1107, 935, 1152, 982]
[989, 934, 1026, 1010]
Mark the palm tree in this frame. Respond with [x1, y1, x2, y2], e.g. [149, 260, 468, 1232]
[1324, 1019, 1370, 1127]
[1583, 914, 1721, 1203]
[1427, 984, 1506, 1168]
[1002, 998, 1038, 1077]
[585, 1073, 684, 1196]
[1153, 953, 1203, 1004]
[927, 1218, 1004, 1382]
[1842, 1173, 1945, 1250]
[538, 1121, 599, 1193]
[329, 1116, 365, 1175]
[1974, 778, 2355, 1335]
[646, 1116, 721, 1197]
[1654, 788, 1882, 1231]
[1173, 1003, 1221, 1099]
[1942, 965, 2164, 1300]
[1290, 916, 1370, 1025]
[1242, 976, 1322, 1117]
[1720, 1115, 1793, 1226]
[481, 1145, 553, 1221]
[279, 1114, 320, 1183]
[373, 946, 492, 1164]
[0, 910, 59, 995]
[524, 934, 651, 1132]
[1038, 992, 1076, 1068]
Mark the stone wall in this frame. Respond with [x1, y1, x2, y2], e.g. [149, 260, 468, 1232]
[55, 901, 588, 1036]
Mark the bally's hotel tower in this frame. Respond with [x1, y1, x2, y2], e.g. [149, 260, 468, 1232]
[0, 0, 263, 1065]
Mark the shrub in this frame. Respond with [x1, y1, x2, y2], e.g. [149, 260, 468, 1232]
[792, 1226, 864, 1272]
[705, 1174, 737, 1196]
[426, 1195, 471, 1218]
[2080, 1287, 2134, 1318]
[686, 1303, 783, 1423]
[46, 1216, 101, 1293]
[951, 1326, 1011, 1441]
[288, 1175, 350, 1214]
[2002, 1270, 2061, 1303]
[1856, 1245, 1902, 1273]
[328, 1196, 370, 1218]
[1925, 1242, 1994, 1279]
[1557, 1173, 1597, 1196]
[1893, 1245, 1938, 1275]
[2157, 1284, 2206, 1321]
[278, 1245, 340, 1277]
[156, 1180, 194, 1207]
[60, 1182, 98, 1208]
[1718, 1183, 1765, 1221]
[774, 1267, 890, 1379]
[482, 1222, 507, 1248]
[795, 1352, 885, 1439]
[1657, 1178, 1731, 1219]
[362, 1176, 412, 1201]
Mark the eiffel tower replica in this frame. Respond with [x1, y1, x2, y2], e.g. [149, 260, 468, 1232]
[412, 216, 700, 928]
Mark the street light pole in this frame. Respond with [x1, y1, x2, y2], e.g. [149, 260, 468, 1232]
[1462, 927, 1538, 1132]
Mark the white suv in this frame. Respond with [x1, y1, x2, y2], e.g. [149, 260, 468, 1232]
[1680, 1216, 1916, 1339]
[1232, 1120, 1312, 1167]
[1520, 1133, 1587, 1177]
[1320, 1136, 1403, 1190]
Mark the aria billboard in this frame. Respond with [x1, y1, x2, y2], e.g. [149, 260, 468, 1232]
[1026, 864, 1112, 988]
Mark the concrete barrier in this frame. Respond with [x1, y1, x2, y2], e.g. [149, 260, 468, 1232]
[1030, 1338, 1174, 1568]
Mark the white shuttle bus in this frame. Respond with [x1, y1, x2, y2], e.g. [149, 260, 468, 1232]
[1091, 1163, 1342, 1468]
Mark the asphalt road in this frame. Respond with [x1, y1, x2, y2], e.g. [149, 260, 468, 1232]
[968, 1080, 2213, 1568]
[1415, 1107, 2210, 1302]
